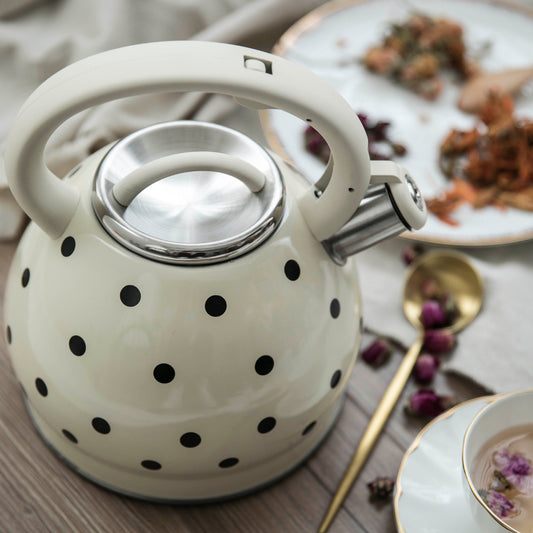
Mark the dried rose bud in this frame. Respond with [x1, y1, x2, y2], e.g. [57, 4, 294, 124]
[413, 354, 441, 384]
[420, 277, 443, 299]
[361, 338, 392, 367]
[479, 489, 514, 519]
[423, 329, 456, 354]
[420, 300, 448, 329]
[402, 244, 424, 265]
[405, 389, 457, 418]
[367, 476, 395, 500]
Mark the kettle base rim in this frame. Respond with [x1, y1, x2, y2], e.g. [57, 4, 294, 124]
[24, 394, 345, 502]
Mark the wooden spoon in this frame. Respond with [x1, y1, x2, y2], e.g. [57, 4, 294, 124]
[458, 66, 533, 113]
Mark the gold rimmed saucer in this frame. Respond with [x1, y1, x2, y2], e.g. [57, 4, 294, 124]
[394, 396, 498, 533]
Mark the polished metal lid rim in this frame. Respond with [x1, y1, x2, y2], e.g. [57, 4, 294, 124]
[92, 121, 285, 265]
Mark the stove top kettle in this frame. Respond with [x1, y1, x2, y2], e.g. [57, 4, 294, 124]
[3, 41, 426, 501]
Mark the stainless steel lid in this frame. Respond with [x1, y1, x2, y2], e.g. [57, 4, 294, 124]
[92, 121, 285, 265]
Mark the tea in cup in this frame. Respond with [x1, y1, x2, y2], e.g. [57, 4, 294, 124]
[463, 390, 533, 533]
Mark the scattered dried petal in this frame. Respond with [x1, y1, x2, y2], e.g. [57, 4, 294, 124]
[423, 329, 456, 354]
[405, 389, 457, 418]
[402, 244, 424, 265]
[413, 354, 441, 384]
[361, 338, 392, 367]
[367, 476, 395, 500]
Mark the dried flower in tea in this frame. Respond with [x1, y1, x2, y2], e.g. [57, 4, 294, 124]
[479, 489, 515, 519]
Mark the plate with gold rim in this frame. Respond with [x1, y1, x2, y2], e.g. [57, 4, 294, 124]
[261, 0, 533, 246]
[394, 396, 498, 533]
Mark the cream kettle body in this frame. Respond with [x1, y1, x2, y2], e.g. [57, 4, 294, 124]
[3, 41, 426, 501]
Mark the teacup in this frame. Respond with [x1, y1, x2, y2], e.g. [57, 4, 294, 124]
[463, 390, 533, 533]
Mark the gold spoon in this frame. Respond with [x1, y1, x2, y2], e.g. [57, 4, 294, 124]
[458, 66, 533, 113]
[318, 250, 483, 533]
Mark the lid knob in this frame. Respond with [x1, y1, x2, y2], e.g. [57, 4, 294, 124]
[112, 151, 266, 207]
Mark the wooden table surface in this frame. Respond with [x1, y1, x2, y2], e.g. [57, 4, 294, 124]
[0, 237, 486, 533]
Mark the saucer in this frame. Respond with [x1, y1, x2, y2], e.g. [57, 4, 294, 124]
[394, 396, 498, 532]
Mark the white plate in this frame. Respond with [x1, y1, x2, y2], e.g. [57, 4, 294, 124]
[262, 0, 533, 246]
[394, 396, 497, 533]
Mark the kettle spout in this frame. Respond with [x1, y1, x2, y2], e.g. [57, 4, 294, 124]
[323, 161, 427, 264]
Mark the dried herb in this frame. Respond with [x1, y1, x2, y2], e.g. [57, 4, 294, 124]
[428, 90, 533, 224]
[362, 13, 474, 100]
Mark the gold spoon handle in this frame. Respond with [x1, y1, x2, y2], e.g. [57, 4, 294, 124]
[318, 333, 425, 533]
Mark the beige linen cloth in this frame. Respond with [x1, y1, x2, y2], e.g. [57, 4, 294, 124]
[1, 0, 532, 394]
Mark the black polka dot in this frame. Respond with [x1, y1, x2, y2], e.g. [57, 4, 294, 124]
[153, 363, 175, 384]
[302, 421, 316, 436]
[35, 378, 48, 397]
[92, 417, 110, 434]
[205, 295, 226, 317]
[6, 325, 11, 345]
[330, 298, 341, 319]
[21, 268, 30, 287]
[69, 335, 86, 356]
[330, 370, 342, 388]
[284, 260, 300, 281]
[180, 432, 201, 448]
[62, 429, 78, 443]
[219, 457, 239, 468]
[120, 285, 141, 307]
[141, 460, 161, 470]
[61, 236, 76, 257]
[255, 355, 274, 376]
[257, 417, 276, 434]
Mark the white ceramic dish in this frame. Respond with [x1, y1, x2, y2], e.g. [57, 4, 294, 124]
[394, 396, 497, 532]
[262, 0, 533, 246]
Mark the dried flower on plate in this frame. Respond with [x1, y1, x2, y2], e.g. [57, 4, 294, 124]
[304, 112, 407, 163]
[362, 13, 473, 100]
[428, 90, 533, 224]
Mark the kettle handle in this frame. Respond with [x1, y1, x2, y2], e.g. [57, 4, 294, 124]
[5, 41, 369, 239]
